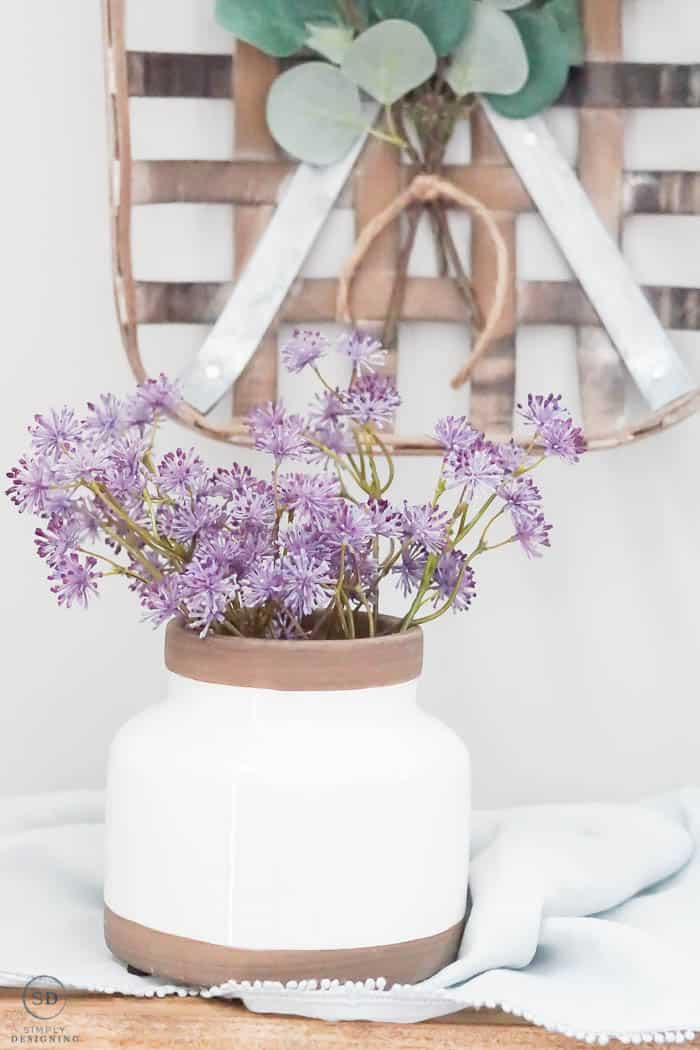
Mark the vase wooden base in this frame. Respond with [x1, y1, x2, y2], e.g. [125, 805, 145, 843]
[104, 906, 464, 988]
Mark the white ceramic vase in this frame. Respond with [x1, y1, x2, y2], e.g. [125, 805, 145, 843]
[104, 618, 471, 986]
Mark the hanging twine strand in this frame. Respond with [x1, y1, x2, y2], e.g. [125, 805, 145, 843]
[336, 173, 509, 390]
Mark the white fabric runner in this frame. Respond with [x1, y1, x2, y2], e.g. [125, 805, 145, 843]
[1, 789, 699, 1042]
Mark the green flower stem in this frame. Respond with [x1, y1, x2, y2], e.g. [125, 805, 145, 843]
[99, 521, 164, 582]
[352, 581, 376, 637]
[77, 546, 148, 586]
[412, 559, 472, 627]
[452, 493, 497, 547]
[473, 506, 507, 552]
[367, 427, 395, 495]
[87, 482, 180, 567]
[399, 551, 439, 632]
[432, 477, 446, 507]
[376, 539, 408, 582]
[482, 536, 516, 554]
[219, 617, 244, 638]
[304, 434, 366, 491]
[516, 453, 546, 476]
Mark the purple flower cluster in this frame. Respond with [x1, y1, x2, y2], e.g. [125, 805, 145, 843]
[6, 332, 584, 639]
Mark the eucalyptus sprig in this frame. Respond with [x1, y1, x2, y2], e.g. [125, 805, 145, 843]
[216, 0, 584, 164]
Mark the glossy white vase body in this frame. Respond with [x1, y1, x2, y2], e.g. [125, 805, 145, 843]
[104, 623, 471, 986]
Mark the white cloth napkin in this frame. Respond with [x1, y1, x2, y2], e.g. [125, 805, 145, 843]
[1, 789, 699, 1043]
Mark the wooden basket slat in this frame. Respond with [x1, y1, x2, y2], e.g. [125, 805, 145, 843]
[576, 0, 627, 436]
[232, 43, 280, 416]
[127, 52, 232, 98]
[130, 160, 700, 216]
[520, 282, 700, 330]
[125, 51, 700, 108]
[560, 62, 700, 107]
[132, 279, 700, 331]
[132, 160, 292, 206]
[468, 109, 517, 439]
[624, 173, 700, 215]
[105, 0, 700, 453]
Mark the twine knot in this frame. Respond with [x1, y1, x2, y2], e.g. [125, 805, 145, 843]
[336, 172, 509, 390]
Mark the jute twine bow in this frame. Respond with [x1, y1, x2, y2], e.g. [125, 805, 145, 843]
[336, 173, 509, 390]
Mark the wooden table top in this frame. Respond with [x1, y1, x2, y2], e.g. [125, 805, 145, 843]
[3, 989, 696, 1050]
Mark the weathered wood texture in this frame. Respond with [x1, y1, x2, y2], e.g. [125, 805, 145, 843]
[104, 0, 700, 452]
[124, 51, 700, 108]
[576, 0, 627, 436]
[6, 990, 697, 1050]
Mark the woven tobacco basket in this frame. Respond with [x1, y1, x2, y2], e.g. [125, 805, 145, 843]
[103, 0, 700, 454]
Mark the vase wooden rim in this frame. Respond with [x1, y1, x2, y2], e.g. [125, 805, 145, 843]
[164, 617, 423, 692]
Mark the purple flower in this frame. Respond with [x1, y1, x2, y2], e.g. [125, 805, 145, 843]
[30, 408, 83, 459]
[401, 503, 449, 554]
[308, 423, 354, 463]
[392, 550, 427, 597]
[496, 440, 531, 474]
[141, 576, 184, 627]
[57, 444, 110, 484]
[35, 517, 84, 567]
[366, 498, 402, 539]
[282, 551, 333, 618]
[103, 435, 150, 505]
[242, 559, 284, 607]
[6, 457, 56, 514]
[309, 390, 346, 427]
[514, 513, 552, 558]
[49, 553, 101, 609]
[247, 403, 310, 464]
[432, 551, 476, 612]
[281, 329, 329, 374]
[337, 332, 386, 375]
[84, 395, 128, 441]
[181, 557, 238, 636]
[328, 502, 373, 552]
[213, 464, 254, 501]
[279, 473, 340, 526]
[498, 477, 542, 524]
[434, 416, 481, 454]
[128, 374, 181, 422]
[157, 448, 210, 501]
[194, 532, 241, 573]
[159, 500, 221, 544]
[280, 523, 330, 560]
[517, 393, 565, 430]
[229, 485, 276, 531]
[541, 418, 586, 463]
[345, 374, 401, 429]
[443, 444, 504, 499]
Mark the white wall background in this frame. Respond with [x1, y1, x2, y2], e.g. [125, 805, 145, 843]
[0, 1, 698, 807]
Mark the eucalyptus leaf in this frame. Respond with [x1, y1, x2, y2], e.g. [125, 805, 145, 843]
[215, 0, 303, 56]
[486, 9, 571, 118]
[481, 0, 530, 8]
[545, 0, 585, 65]
[369, 0, 470, 56]
[266, 62, 364, 164]
[446, 2, 528, 98]
[216, 0, 343, 56]
[341, 20, 437, 105]
[306, 22, 355, 63]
